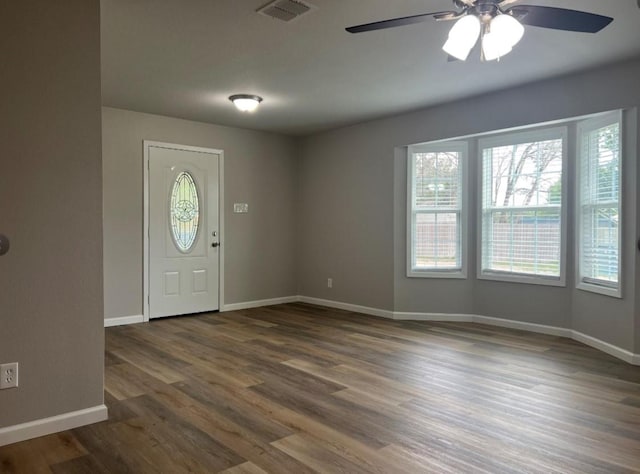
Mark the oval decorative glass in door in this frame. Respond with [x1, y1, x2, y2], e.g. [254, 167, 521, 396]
[169, 171, 200, 252]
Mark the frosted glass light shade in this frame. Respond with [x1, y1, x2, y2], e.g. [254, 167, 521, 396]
[229, 94, 263, 112]
[493, 14, 525, 46]
[482, 32, 512, 61]
[442, 15, 481, 61]
[482, 14, 524, 61]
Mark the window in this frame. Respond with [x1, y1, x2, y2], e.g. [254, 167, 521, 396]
[170, 171, 200, 253]
[577, 112, 622, 297]
[479, 128, 566, 285]
[407, 142, 466, 277]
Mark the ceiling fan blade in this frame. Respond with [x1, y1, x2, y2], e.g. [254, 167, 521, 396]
[506, 5, 613, 33]
[346, 11, 455, 33]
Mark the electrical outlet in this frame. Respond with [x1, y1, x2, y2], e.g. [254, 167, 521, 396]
[327, 278, 333, 288]
[0, 362, 18, 389]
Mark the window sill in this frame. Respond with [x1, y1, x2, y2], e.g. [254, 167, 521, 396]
[478, 270, 565, 287]
[408, 269, 467, 279]
[576, 281, 622, 299]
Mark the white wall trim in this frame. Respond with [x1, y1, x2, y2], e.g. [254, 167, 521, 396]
[221, 296, 299, 312]
[393, 312, 473, 322]
[143, 141, 150, 322]
[98, 295, 639, 366]
[391, 312, 570, 336]
[104, 315, 144, 328]
[0, 404, 108, 447]
[473, 315, 572, 338]
[298, 296, 395, 319]
[571, 330, 637, 365]
[299, 297, 638, 365]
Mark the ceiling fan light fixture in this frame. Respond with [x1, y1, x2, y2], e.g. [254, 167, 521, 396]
[492, 14, 525, 46]
[482, 32, 512, 61]
[482, 14, 524, 61]
[229, 94, 263, 112]
[442, 15, 481, 61]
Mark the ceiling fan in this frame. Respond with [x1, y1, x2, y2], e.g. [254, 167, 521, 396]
[346, 0, 613, 62]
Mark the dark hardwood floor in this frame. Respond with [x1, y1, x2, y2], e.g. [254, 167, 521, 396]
[2, 303, 640, 473]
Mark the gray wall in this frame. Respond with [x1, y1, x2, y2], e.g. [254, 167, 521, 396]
[299, 126, 395, 310]
[571, 110, 638, 350]
[102, 107, 298, 320]
[0, 0, 104, 427]
[299, 58, 640, 352]
[393, 147, 475, 315]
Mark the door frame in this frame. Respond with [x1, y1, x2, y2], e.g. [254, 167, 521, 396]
[142, 140, 225, 322]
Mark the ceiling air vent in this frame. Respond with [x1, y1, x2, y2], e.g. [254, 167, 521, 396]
[257, 0, 316, 23]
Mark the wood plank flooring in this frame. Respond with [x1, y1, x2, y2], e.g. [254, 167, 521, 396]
[2, 303, 640, 473]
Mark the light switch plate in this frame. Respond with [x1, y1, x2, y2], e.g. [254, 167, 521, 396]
[234, 203, 249, 213]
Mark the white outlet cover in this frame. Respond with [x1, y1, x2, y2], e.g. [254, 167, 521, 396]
[0, 362, 18, 389]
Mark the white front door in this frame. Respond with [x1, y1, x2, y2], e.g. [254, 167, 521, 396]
[148, 143, 220, 319]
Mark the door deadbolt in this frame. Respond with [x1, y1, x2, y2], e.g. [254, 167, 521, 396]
[0, 234, 10, 256]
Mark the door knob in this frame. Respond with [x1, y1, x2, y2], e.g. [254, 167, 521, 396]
[211, 242, 220, 248]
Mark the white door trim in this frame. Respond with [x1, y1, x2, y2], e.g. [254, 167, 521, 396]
[143, 140, 225, 322]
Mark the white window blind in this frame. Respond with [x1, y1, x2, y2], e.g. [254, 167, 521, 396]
[408, 142, 466, 277]
[577, 112, 622, 296]
[479, 128, 566, 284]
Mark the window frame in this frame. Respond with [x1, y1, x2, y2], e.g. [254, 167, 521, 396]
[477, 126, 568, 287]
[576, 111, 623, 298]
[407, 141, 468, 279]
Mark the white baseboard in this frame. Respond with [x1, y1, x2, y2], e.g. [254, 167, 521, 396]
[298, 296, 395, 319]
[571, 331, 637, 365]
[101, 296, 639, 365]
[104, 314, 144, 327]
[221, 296, 299, 312]
[0, 404, 108, 447]
[298, 297, 639, 366]
[104, 296, 301, 326]
[473, 314, 572, 338]
[392, 312, 570, 338]
[393, 311, 473, 322]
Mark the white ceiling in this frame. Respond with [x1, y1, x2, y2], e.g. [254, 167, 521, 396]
[101, 0, 640, 136]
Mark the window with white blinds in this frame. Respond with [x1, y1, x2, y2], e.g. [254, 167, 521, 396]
[577, 112, 622, 297]
[408, 142, 466, 277]
[479, 128, 566, 285]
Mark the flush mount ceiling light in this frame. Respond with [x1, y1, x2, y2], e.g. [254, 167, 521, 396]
[347, 0, 613, 62]
[229, 94, 263, 112]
